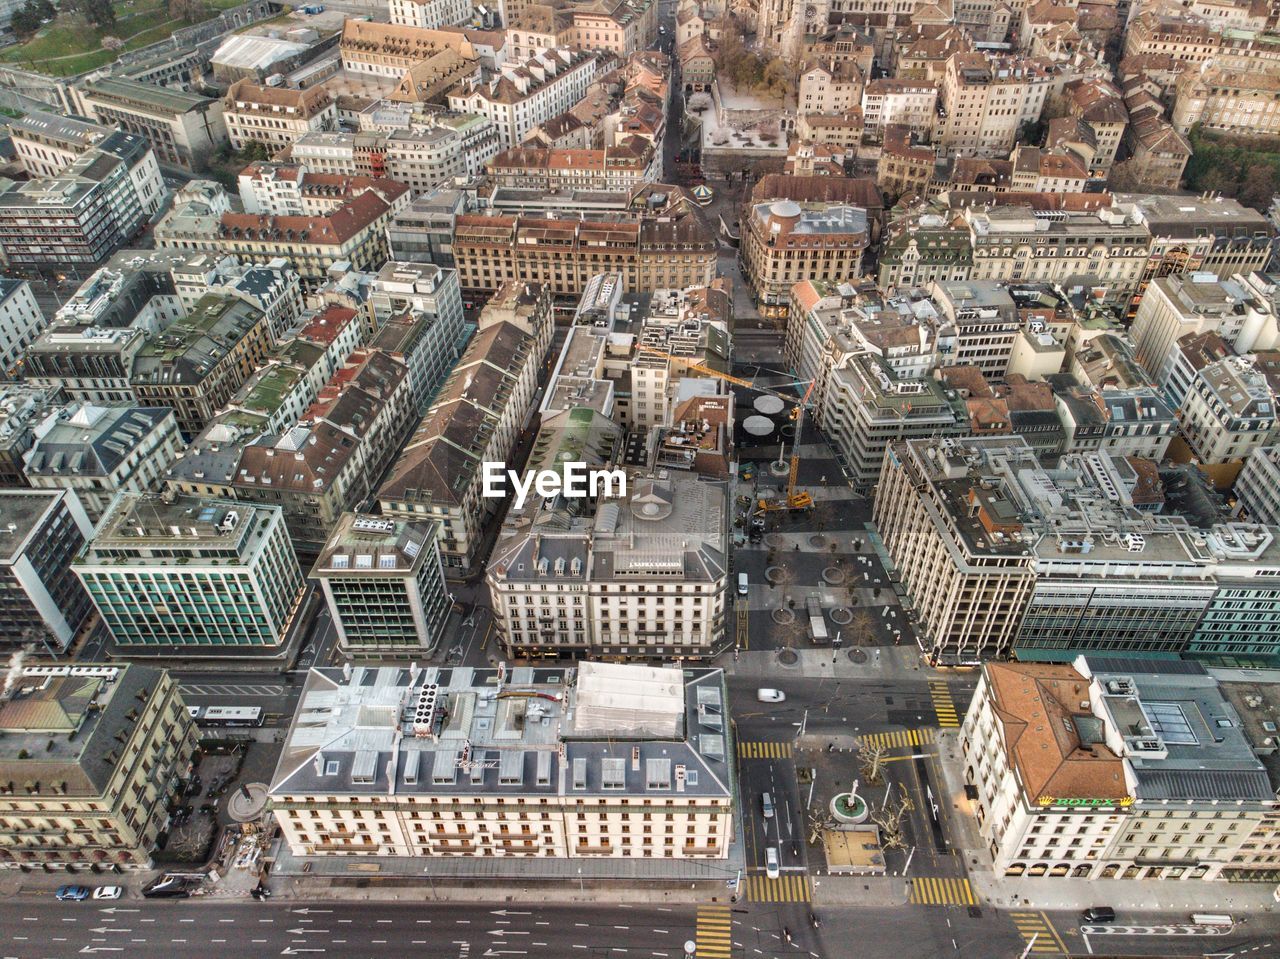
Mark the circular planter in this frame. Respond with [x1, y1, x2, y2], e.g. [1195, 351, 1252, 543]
[808, 535, 827, 548]
[822, 567, 845, 585]
[830, 792, 869, 824]
[849, 648, 868, 664]
[830, 607, 853, 626]
[777, 648, 799, 666]
[771, 607, 796, 625]
[765, 566, 785, 585]
[764, 533, 785, 548]
[829, 793, 870, 824]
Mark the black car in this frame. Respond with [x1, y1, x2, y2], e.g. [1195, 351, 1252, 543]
[142, 877, 191, 900]
[1082, 907, 1116, 924]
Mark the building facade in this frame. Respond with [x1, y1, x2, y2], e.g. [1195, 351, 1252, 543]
[313, 513, 451, 654]
[74, 493, 304, 649]
[0, 664, 198, 869]
[270, 663, 733, 862]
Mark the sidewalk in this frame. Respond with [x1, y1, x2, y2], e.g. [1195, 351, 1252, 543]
[731, 645, 928, 682]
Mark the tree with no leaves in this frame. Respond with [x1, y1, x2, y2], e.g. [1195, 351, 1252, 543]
[856, 737, 888, 785]
[870, 785, 915, 852]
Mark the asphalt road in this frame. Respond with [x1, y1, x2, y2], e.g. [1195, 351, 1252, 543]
[0, 900, 757, 959]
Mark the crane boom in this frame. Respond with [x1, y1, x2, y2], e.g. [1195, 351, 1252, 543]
[632, 344, 817, 513]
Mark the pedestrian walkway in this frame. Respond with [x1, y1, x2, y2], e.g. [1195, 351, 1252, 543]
[737, 740, 793, 759]
[857, 728, 934, 750]
[929, 680, 960, 728]
[695, 905, 732, 959]
[745, 873, 810, 903]
[908, 876, 976, 906]
[1009, 912, 1067, 955]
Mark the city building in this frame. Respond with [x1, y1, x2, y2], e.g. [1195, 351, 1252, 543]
[0, 490, 95, 653]
[389, 0, 471, 29]
[378, 282, 553, 572]
[270, 662, 733, 861]
[488, 449, 728, 659]
[74, 77, 227, 171]
[961, 657, 1278, 881]
[1177, 353, 1277, 465]
[312, 513, 451, 654]
[1123, 194, 1276, 287]
[484, 138, 658, 193]
[23, 251, 191, 404]
[0, 132, 161, 269]
[964, 205, 1152, 306]
[0, 385, 61, 486]
[0, 279, 47, 377]
[338, 20, 479, 100]
[154, 178, 408, 286]
[23, 403, 183, 523]
[879, 433, 1280, 664]
[368, 263, 468, 411]
[938, 53, 1054, 158]
[452, 211, 716, 297]
[74, 493, 305, 649]
[1131, 272, 1278, 377]
[0, 664, 198, 868]
[197, 349, 416, 559]
[7, 110, 113, 179]
[223, 80, 337, 154]
[799, 61, 866, 119]
[860, 78, 936, 136]
[742, 200, 870, 307]
[874, 436, 1038, 664]
[447, 49, 599, 148]
[129, 294, 273, 438]
[1235, 445, 1280, 527]
[1173, 65, 1280, 137]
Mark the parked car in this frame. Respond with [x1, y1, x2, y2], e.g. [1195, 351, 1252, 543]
[757, 688, 786, 703]
[1082, 907, 1116, 924]
[92, 887, 122, 901]
[142, 876, 192, 900]
[55, 886, 90, 901]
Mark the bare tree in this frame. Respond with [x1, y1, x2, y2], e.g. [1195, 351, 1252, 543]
[869, 785, 915, 852]
[850, 610, 876, 646]
[169, 820, 214, 862]
[807, 809, 832, 848]
[856, 737, 888, 785]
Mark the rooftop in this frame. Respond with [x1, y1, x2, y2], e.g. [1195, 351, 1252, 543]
[270, 663, 731, 800]
[0, 664, 164, 798]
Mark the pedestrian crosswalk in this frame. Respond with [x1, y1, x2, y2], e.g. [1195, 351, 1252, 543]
[929, 680, 960, 728]
[1010, 912, 1066, 955]
[857, 728, 935, 750]
[907, 876, 976, 906]
[695, 905, 732, 959]
[737, 740, 793, 759]
[745, 872, 810, 903]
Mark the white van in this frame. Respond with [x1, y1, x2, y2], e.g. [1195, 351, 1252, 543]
[1191, 914, 1233, 927]
[765, 846, 780, 879]
[737, 572, 748, 595]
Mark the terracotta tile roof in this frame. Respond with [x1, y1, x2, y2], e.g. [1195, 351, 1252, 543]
[984, 662, 1130, 805]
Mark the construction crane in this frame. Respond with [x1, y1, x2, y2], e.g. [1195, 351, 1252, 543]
[634, 344, 816, 512]
[757, 379, 817, 514]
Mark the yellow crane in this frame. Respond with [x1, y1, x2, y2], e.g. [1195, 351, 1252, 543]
[634, 344, 815, 512]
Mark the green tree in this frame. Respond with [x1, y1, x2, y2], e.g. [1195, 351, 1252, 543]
[66, 0, 116, 29]
[10, 6, 40, 37]
[1238, 162, 1280, 211]
[168, 0, 209, 23]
